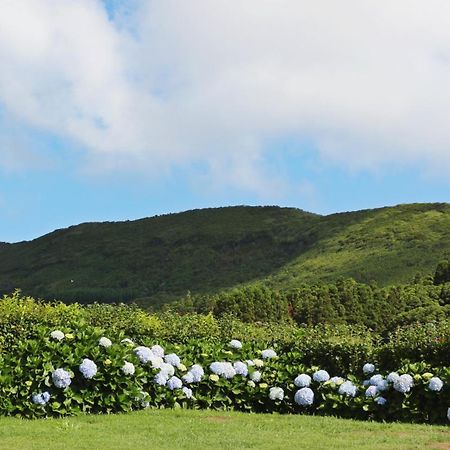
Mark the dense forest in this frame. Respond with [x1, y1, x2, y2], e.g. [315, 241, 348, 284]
[169, 260, 450, 332]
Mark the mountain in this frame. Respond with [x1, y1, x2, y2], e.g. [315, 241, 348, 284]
[0, 203, 449, 307]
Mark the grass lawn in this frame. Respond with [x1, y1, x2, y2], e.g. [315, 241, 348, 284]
[0, 409, 448, 450]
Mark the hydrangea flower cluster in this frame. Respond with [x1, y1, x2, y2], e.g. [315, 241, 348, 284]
[233, 361, 248, 377]
[164, 353, 181, 368]
[313, 370, 330, 383]
[294, 374, 311, 387]
[250, 370, 262, 382]
[269, 387, 284, 401]
[52, 368, 72, 389]
[363, 363, 375, 375]
[167, 376, 183, 390]
[32, 392, 50, 405]
[182, 387, 193, 398]
[151, 345, 165, 358]
[294, 388, 314, 406]
[229, 339, 242, 349]
[99, 337, 112, 348]
[210, 362, 236, 379]
[338, 381, 357, 397]
[393, 374, 414, 393]
[428, 377, 444, 392]
[122, 361, 135, 376]
[261, 349, 277, 359]
[79, 358, 97, 379]
[50, 330, 65, 341]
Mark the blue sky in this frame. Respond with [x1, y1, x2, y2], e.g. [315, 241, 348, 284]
[1, 1, 450, 242]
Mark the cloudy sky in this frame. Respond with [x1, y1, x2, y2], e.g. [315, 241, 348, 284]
[1, 0, 450, 242]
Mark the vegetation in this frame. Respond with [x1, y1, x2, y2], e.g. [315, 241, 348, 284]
[0, 409, 449, 450]
[1, 203, 450, 307]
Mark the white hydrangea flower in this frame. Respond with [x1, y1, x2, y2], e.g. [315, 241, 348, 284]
[313, 370, 330, 383]
[294, 387, 314, 406]
[253, 359, 264, 368]
[182, 386, 193, 399]
[149, 355, 164, 369]
[154, 372, 169, 386]
[229, 339, 242, 349]
[52, 368, 72, 389]
[387, 372, 400, 384]
[190, 364, 204, 382]
[99, 337, 112, 348]
[269, 387, 284, 401]
[121, 338, 134, 345]
[363, 363, 375, 375]
[261, 349, 277, 359]
[447, 407, 450, 421]
[79, 358, 97, 379]
[393, 374, 414, 393]
[250, 371, 262, 382]
[151, 345, 165, 358]
[182, 372, 194, 384]
[429, 377, 444, 392]
[160, 363, 175, 377]
[167, 376, 183, 390]
[209, 362, 236, 379]
[164, 353, 181, 367]
[134, 346, 153, 364]
[338, 381, 357, 397]
[246, 360, 255, 366]
[122, 361, 135, 376]
[233, 361, 248, 377]
[294, 374, 311, 388]
[50, 330, 65, 341]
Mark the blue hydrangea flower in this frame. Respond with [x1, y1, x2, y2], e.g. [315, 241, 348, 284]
[376, 380, 389, 392]
[428, 377, 444, 392]
[294, 374, 311, 388]
[393, 374, 414, 393]
[122, 361, 135, 375]
[365, 385, 378, 397]
[294, 387, 314, 406]
[164, 353, 181, 367]
[182, 386, 193, 399]
[338, 381, 357, 397]
[151, 345, 165, 358]
[52, 368, 72, 389]
[363, 380, 370, 387]
[233, 361, 248, 377]
[250, 370, 262, 382]
[313, 370, 330, 383]
[363, 363, 375, 375]
[32, 392, 51, 405]
[369, 374, 383, 386]
[447, 407, 450, 421]
[387, 372, 400, 383]
[167, 376, 183, 390]
[229, 339, 242, 349]
[190, 364, 204, 382]
[376, 396, 387, 406]
[261, 349, 277, 359]
[134, 346, 153, 364]
[269, 387, 284, 401]
[79, 358, 97, 379]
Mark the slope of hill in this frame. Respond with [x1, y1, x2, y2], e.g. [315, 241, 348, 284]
[0, 203, 449, 306]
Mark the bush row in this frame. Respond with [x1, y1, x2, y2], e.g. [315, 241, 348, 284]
[1, 323, 449, 424]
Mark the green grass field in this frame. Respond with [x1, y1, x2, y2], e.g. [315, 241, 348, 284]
[0, 409, 448, 450]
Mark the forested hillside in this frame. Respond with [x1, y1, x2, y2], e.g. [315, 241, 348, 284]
[0, 203, 449, 307]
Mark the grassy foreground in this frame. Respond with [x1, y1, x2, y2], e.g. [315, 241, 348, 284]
[0, 409, 448, 450]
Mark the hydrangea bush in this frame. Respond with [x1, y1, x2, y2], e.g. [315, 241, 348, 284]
[0, 324, 448, 424]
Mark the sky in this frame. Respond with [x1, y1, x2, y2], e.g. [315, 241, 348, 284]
[1, 0, 450, 243]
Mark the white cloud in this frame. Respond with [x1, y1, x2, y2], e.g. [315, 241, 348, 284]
[1, 0, 450, 194]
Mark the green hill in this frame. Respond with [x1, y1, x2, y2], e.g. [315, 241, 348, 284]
[0, 203, 449, 306]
